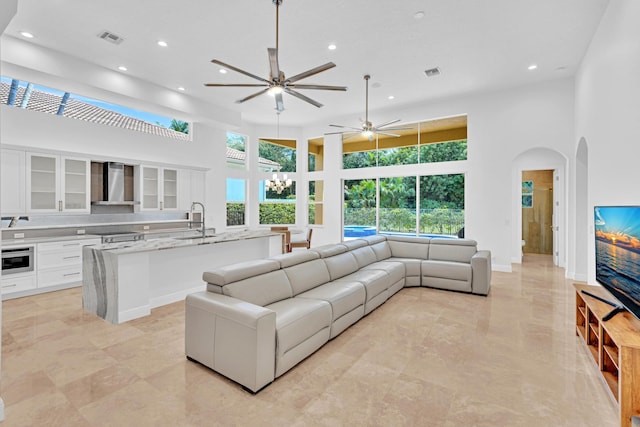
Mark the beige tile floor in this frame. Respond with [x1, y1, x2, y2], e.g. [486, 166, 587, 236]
[1, 254, 619, 426]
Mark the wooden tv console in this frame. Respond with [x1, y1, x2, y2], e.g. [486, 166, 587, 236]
[574, 284, 640, 427]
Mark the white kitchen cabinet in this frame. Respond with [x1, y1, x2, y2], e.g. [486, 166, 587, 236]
[0, 148, 26, 215]
[36, 238, 101, 289]
[178, 169, 206, 210]
[140, 165, 179, 211]
[26, 153, 90, 213]
[1, 273, 36, 295]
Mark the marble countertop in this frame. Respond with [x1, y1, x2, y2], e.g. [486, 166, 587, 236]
[1, 234, 103, 247]
[88, 230, 280, 255]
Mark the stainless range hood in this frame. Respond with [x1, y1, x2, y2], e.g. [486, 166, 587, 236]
[92, 162, 140, 206]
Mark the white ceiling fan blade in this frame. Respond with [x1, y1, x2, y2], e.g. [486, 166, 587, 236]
[204, 83, 268, 87]
[375, 119, 402, 129]
[210, 59, 270, 84]
[288, 84, 347, 91]
[286, 63, 336, 84]
[236, 87, 270, 103]
[375, 131, 401, 137]
[329, 124, 363, 131]
[284, 88, 323, 108]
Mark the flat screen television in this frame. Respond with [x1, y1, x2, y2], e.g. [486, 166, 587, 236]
[594, 206, 640, 321]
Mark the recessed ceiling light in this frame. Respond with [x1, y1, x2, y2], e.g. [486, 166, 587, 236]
[178, 87, 185, 91]
[388, 95, 395, 100]
[20, 31, 34, 38]
[528, 64, 538, 70]
[219, 69, 227, 74]
[157, 40, 168, 47]
[328, 44, 337, 50]
[118, 65, 128, 71]
[414, 11, 425, 19]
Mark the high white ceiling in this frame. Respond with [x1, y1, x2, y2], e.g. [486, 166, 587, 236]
[3, 0, 609, 127]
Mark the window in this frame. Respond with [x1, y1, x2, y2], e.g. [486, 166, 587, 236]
[308, 180, 324, 225]
[226, 178, 246, 226]
[419, 174, 465, 236]
[342, 115, 467, 169]
[343, 179, 377, 238]
[343, 174, 465, 239]
[1, 75, 190, 140]
[259, 180, 296, 225]
[258, 138, 296, 172]
[379, 176, 417, 235]
[226, 132, 248, 169]
[308, 137, 324, 171]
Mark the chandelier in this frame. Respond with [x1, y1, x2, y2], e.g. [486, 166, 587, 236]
[265, 172, 292, 194]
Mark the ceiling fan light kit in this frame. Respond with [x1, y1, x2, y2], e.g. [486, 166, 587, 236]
[204, 0, 347, 112]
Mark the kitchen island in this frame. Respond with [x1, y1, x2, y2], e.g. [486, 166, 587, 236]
[82, 230, 282, 324]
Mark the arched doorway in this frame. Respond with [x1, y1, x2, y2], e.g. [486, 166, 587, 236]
[512, 148, 568, 267]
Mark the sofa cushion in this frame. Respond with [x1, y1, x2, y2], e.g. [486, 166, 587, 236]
[362, 261, 405, 286]
[429, 238, 477, 263]
[296, 281, 365, 324]
[341, 239, 369, 250]
[223, 270, 293, 307]
[361, 235, 387, 245]
[389, 257, 422, 287]
[311, 244, 348, 258]
[370, 241, 392, 261]
[351, 246, 378, 268]
[284, 259, 331, 295]
[323, 252, 359, 281]
[203, 259, 280, 285]
[266, 298, 332, 375]
[269, 250, 319, 268]
[387, 237, 430, 259]
[422, 260, 472, 282]
[336, 269, 389, 305]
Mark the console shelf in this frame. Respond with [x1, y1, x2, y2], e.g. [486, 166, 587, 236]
[574, 284, 640, 427]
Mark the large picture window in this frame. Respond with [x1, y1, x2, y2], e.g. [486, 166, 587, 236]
[1, 75, 190, 141]
[343, 174, 464, 239]
[343, 115, 467, 169]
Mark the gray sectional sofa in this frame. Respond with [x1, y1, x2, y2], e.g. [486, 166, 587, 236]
[185, 235, 491, 392]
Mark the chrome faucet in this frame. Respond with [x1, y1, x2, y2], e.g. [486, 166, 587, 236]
[190, 202, 206, 237]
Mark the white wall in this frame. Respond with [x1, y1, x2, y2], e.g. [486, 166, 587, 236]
[575, 0, 640, 283]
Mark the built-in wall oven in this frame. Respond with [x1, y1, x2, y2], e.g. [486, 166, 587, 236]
[1, 246, 35, 275]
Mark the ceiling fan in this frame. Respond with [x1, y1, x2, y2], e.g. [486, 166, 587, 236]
[326, 74, 411, 141]
[204, 0, 347, 112]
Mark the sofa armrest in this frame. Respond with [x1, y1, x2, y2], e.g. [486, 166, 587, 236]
[471, 250, 492, 295]
[185, 292, 276, 392]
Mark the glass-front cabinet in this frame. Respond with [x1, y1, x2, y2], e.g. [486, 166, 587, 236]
[140, 165, 178, 210]
[26, 153, 90, 213]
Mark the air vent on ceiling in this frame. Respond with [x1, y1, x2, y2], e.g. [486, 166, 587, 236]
[98, 30, 124, 45]
[424, 67, 441, 77]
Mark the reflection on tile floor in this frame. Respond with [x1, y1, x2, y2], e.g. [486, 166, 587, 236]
[1, 255, 619, 426]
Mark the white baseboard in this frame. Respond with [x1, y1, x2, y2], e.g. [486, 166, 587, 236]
[118, 305, 151, 324]
[150, 285, 206, 309]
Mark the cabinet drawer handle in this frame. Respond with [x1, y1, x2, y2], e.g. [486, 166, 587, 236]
[2, 283, 17, 288]
[62, 243, 80, 247]
[63, 255, 81, 259]
[63, 272, 80, 277]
